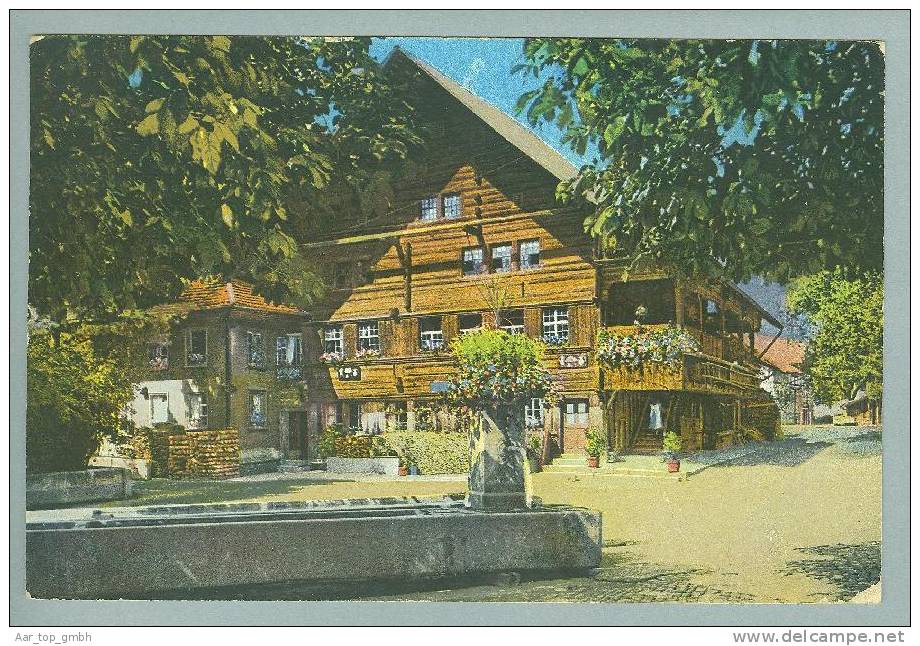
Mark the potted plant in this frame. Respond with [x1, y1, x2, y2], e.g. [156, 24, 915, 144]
[585, 426, 605, 468]
[397, 454, 409, 477]
[662, 431, 683, 473]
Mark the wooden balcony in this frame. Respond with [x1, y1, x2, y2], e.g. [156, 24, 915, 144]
[602, 353, 761, 396]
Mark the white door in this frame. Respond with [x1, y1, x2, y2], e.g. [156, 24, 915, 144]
[150, 393, 169, 424]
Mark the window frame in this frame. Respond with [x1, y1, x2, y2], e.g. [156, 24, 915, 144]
[524, 397, 545, 428]
[248, 390, 268, 430]
[461, 246, 485, 276]
[187, 392, 208, 429]
[442, 193, 462, 219]
[499, 309, 525, 335]
[357, 320, 381, 352]
[418, 316, 444, 352]
[184, 328, 208, 367]
[541, 307, 570, 343]
[323, 326, 344, 355]
[246, 330, 265, 369]
[420, 195, 439, 222]
[564, 399, 590, 427]
[519, 239, 541, 270]
[458, 313, 483, 335]
[490, 242, 513, 273]
[148, 342, 169, 371]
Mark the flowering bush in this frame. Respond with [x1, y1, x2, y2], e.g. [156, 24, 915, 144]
[445, 329, 558, 410]
[319, 351, 344, 364]
[596, 324, 700, 370]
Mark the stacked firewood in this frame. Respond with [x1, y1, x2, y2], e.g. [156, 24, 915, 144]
[186, 429, 240, 479]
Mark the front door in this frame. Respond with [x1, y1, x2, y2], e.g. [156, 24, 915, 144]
[288, 411, 308, 459]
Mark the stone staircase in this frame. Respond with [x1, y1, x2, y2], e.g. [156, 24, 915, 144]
[543, 452, 678, 479]
[278, 459, 311, 473]
[541, 453, 590, 472]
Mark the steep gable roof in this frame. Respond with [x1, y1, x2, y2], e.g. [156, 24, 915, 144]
[386, 47, 579, 183]
[755, 334, 805, 374]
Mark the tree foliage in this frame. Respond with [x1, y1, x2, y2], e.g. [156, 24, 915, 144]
[516, 38, 884, 283]
[30, 35, 420, 323]
[26, 314, 168, 472]
[786, 269, 882, 404]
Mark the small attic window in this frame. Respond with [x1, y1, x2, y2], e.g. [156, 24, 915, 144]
[420, 196, 439, 221]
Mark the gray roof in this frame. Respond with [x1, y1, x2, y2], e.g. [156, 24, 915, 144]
[387, 47, 579, 183]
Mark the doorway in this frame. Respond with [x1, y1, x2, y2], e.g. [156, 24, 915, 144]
[287, 410, 308, 459]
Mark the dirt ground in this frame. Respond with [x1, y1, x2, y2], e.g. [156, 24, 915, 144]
[95, 426, 882, 602]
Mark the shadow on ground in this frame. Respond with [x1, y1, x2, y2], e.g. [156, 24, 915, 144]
[782, 541, 881, 601]
[710, 437, 832, 468]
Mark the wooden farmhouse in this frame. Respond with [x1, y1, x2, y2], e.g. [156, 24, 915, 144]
[133, 48, 781, 468]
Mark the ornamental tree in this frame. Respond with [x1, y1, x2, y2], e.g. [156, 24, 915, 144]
[516, 39, 883, 283]
[30, 35, 420, 324]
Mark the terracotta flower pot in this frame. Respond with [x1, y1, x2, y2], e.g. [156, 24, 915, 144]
[667, 459, 680, 473]
[587, 456, 599, 468]
[398, 466, 409, 476]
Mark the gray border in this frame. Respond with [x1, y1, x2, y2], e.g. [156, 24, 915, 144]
[10, 9, 909, 626]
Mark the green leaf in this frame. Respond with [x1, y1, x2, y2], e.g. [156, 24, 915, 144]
[603, 115, 627, 148]
[135, 113, 160, 136]
[220, 204, 234, 228]
[572, 56, 589, 77]
[177, 115, 199, 134]
[144, 98, 165, 114]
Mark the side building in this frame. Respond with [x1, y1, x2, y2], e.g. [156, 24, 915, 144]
[128, 280, 313, 472]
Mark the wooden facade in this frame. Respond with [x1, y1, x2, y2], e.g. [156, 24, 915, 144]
[294, 49, 780, 458]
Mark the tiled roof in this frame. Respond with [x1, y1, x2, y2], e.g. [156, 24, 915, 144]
[754, 334, 805, 374]
[178, 279, 305, 315]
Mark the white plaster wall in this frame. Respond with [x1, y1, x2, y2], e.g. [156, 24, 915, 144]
[128, 379, 204, 428]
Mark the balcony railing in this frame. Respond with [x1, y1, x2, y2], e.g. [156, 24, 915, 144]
[684, 353, 760, 392]
[602, 353, 761, 394]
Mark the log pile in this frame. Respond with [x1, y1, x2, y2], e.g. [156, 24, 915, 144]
[186, 429, 240, 479]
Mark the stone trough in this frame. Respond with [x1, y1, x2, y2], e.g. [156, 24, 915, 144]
[26, 496, 602, 600]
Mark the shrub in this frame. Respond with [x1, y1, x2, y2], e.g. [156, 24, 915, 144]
[445, 328, 557, 410]
[317, 423, 344, 459]
[383, 431, 469, 475]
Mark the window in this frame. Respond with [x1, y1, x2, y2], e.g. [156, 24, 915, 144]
[491, 243, 513, 273]
[248, 391, 267, 429]
[187, 393, 208, 429]
[390, 401, 408, 431]
[459, 313, 483, 335]
[520, 239, 541, 269]
[606, 279, 676, 326]
[276, 334, 303, 379]
[420, 195, 439, 221]
[703, 299, 722, 334]
[185, 329, 207, 366]
[419, 317, 444, 351]
[247, 331, 265, 368]
[358, 320, 380, 352]
[323, 326, 343, 355]
[542, 307, 569, 344]
[148, 343, 168, 370]
[150, 393, 169, 425]
[462, 247, 485, 276]
[525, 397, 545, 428]
[499, 310, 525, 335]
[565, 399, 590, 427]
[348, 401, 362, 432]
[443, 193, 462, 219]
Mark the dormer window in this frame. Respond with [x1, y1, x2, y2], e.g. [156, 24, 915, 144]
[420, 196, 439, 221]
[443, 193, 462, 219]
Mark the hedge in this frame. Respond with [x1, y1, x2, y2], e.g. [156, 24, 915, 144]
[383, 431, 469, 475]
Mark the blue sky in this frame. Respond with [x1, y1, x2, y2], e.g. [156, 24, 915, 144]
[368, 37, 790, 334]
